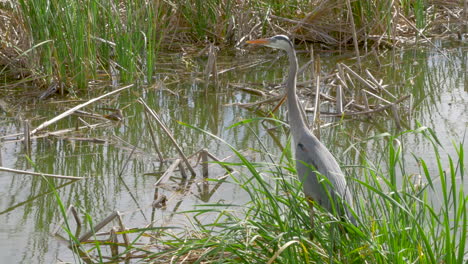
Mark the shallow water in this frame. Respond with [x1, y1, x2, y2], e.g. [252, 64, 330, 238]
[0, 43, 466, 263]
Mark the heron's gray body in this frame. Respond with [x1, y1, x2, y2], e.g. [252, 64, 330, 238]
[247, 35, 357, 225]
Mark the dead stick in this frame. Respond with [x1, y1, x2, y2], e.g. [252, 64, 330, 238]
[30, 84, 132, 136]
[0, 166, 84, 180]
[139, 99, 196, 177]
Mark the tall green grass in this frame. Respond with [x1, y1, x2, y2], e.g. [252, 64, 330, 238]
[155, 124, 466, 263]
[18, 0, 170, 90]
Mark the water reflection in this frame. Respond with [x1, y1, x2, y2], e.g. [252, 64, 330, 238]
[0, 45, 466, 263]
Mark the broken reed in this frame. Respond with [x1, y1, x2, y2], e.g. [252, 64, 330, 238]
[12, 0, 438, 90]
[159, 126, 466, 263]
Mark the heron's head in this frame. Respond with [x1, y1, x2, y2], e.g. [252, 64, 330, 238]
[246, 35, 293, 51]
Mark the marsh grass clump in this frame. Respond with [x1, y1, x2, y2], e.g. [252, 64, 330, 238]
[155, 126, 466, 263]
[48, 120, 466, 263]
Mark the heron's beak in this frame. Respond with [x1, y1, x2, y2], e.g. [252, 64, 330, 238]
[246, 39, 270, 45]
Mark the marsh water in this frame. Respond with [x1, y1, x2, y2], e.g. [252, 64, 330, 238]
[0, 43, 467, 263]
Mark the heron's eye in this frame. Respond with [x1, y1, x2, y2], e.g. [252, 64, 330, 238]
[298, 143, 306, 151]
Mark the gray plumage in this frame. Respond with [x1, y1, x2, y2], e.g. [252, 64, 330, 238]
[247, 35, 357, 225]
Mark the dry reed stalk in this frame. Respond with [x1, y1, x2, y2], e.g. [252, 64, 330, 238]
[362, 89, 392, 104]
[144, 110, 164, 162]
[138, 98, 196, 176]
[116, 212, 130, 251]
[155, 159, 181, 187]
[0, 166, 84, 180]
[109, 227, 119, 257]
[230, 85, 267, 97]
[201, 149, 209, 178]
[321, 94, 410, 117]
[312, 68, 321, 130]
[203, 149, 234, 172]
[178, 162, 188, 179]
[23, 119, 30, 155]
[204, 43, 218, 87]
[345, 0, 362, 70]
[365, 69, 397, 100]
[336, 85, 343, 114]
[465, 0, 468, 34]
[340, 63, 378, 93]
[30, 84, 133, 136]
[362, 91, 370, 111]
[51, 205, 80, 236]
[0, 122, 109, 143]
[268, 95, 287, 118]
[79, 211, 119, 242]
[391, 105, 402, 130]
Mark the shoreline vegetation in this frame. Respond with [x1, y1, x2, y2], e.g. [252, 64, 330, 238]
[0, 0, 466, 263]
[0, 0, 466, 92]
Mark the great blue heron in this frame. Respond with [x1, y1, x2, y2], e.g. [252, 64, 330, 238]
[246, 35, 357, 225]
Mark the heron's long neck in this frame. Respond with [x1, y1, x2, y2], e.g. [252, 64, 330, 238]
[286, 48, 308, 142]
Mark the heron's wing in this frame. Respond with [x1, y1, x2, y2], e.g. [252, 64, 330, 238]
[295, 132, 356, 223]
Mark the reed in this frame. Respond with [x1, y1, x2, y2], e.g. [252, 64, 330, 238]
[17, 0, 169, 90]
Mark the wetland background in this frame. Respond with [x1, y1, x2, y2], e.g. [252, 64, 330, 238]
[0, 0, 467, 263]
